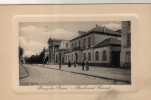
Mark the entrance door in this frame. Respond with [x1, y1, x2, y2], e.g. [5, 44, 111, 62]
[111, 51, 120, 67]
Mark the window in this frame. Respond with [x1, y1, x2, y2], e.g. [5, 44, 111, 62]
[88, 52, 91, 61]
[83, 53, 86, 60]
[68, 55, 69, 61]
[88, 37, 91, 48]
[78, 40, 81, 48]
[66, 43, 68, 48]
[95, 51, 99, 61]
[75, 42, 78, 48]
[66, 55, 67, 61]
[74, 42, 76, 48]
[102, 50, 107, 61]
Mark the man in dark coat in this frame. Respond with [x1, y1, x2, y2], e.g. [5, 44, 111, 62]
[68, 60, 71, 67]
[82, 60, 85, 71]
[85, 60, 89, 71]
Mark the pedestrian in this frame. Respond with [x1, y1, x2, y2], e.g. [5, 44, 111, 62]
[68, 60, 71, 67]
[85, 60, 89, 71]
[59, 53, 62, 70]
[82, 60, 85, 71]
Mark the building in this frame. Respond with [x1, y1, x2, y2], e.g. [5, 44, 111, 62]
[46, 38, 70, 64]
[54, 40, 71, 64]
[64, 25, 121, 67]
[47, 38, 62, 64]
[45, 23, 131, 68]
[120, 21, 131, 68]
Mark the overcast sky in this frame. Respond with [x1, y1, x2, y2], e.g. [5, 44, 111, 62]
[19, 21, 121, 57]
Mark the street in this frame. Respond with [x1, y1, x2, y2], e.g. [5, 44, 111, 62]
[20, 64, 129, 85]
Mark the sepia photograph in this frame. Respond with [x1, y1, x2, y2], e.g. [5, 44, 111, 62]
[18, 20, 131, 86]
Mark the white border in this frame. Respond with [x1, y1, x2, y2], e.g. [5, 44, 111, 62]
[12, 14, 138, 93]
[0, 0, 151, 4]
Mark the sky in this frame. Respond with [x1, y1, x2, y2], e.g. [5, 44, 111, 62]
[19, 21, 121, 57]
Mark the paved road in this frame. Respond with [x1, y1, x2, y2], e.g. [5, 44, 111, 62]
[20, 64, 126, 86]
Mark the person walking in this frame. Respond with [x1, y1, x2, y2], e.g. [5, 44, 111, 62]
[82, 60, 85, 71]
[68, 60, 71, 67]
[85, 60, 89, 71]
[59, 53, 62, 70]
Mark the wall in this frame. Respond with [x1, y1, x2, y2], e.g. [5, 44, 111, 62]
[0, 4, 151, 100]
[71, 33, 94, 50]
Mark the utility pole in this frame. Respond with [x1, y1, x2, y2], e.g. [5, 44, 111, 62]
[59, 52, 62, 70]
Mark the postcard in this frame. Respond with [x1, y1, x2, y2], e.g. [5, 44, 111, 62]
[12, 14, 137, 92]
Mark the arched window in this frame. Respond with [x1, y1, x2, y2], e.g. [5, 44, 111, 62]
[95, 51, 99, 61]
[102, 50, 107, 61]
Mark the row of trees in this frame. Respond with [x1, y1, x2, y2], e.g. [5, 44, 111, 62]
[19, 47, 47, 64]
[25, 48, 46, 64]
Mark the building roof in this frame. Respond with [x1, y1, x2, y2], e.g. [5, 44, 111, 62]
[93, 38, 121, 48]
[89, 25, 120, 35]
[48, 38, 69, 44]
[71, 25, 121, 41]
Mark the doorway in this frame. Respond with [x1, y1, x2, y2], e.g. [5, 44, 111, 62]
[111, 51, 120, 67]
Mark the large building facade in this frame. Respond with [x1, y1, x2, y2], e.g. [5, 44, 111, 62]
[64, 25, 121, 67]
[45, 23, 131, 68]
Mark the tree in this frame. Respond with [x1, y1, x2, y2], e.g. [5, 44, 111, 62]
[24, 48, 46, 64]
[19, 47, 24, 57]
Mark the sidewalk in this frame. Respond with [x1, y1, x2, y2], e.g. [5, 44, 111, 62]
[19, 64, 29, 79]
[41, 64, 131, 83]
